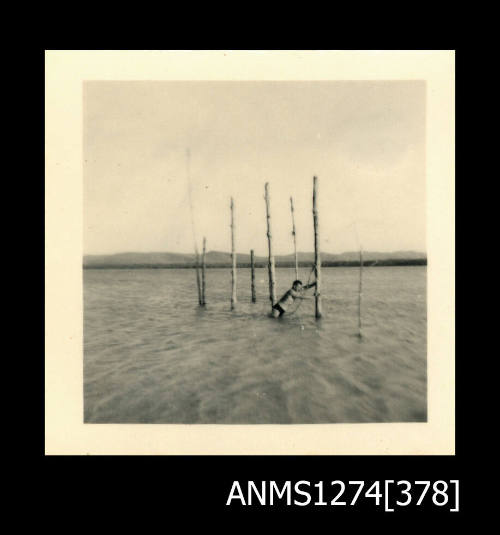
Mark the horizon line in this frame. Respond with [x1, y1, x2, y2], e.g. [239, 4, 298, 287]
[84, 248, 427, 257]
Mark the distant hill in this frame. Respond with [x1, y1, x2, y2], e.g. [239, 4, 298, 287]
[83, 250, 426, 268]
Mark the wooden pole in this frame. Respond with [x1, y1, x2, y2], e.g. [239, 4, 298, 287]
[193, 237, 202, 306]
[195, 252, 202, 306]
[230, 197, 237, 310]
[186, 147, 202, 306]
[358, 247, 363, 336]
[250, 249, 256, 303]
[290, 197, 299, 281]
[201, 237, 206, 306]
[264, 183, 277, 308]
[313, 176, 322, 318]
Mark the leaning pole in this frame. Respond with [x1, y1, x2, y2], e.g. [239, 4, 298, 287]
[201, 237, 206, 306]
[313, 176, 322, 318]
[250, 249, 256, 303]
[290, 196, 299, 281]
[186, 148, 202, 306]
[358, 247, 363, 337]
[264, 182, 277, 310]
[230, 197, 237, 310]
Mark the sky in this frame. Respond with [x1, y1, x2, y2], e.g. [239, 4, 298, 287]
[83, 81, 425, 256]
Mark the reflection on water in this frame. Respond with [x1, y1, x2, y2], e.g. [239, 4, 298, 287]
[84, 267, 426, 423]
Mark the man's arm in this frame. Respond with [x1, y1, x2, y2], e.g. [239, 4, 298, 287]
[302, 281, 317, 290]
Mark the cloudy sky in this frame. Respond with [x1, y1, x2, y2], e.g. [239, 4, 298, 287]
[84, 81, 425, 256]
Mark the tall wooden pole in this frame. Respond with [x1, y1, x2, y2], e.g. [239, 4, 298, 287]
[194, 252, 202, 305]
[250, 249, 256, 303]
[358, 247, 363, 336]
[201, 237, 206, 306]
[313, 176, 322, 318]
[290, 196, 299, 281]
[264, 183, 277, 308]
[186, 148, 202, 306]
[230, 197, 237, 310]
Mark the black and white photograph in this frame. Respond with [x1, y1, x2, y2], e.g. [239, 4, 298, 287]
[45, 50, 454, 455]
[83, 79, 427, 424]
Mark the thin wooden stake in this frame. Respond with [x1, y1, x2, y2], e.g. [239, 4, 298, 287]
[230, 197, 237, 310]
[186, 147, 202, 306]
[313, 176, 322, 318]
[201, 237, 206, 306]
[250, 249, 256, 303]
[194, 254, 202, 305]
[264, 183, 277, 308]
[358, 247, 363, 336]
[290, 196, 299, 281]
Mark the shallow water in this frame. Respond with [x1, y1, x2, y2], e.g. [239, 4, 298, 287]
[83, 266, 426, 423]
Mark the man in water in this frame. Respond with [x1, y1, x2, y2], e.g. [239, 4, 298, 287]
[271, 279, 317, 318]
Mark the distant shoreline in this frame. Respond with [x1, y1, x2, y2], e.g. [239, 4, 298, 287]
[84, 259, 426, 269]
